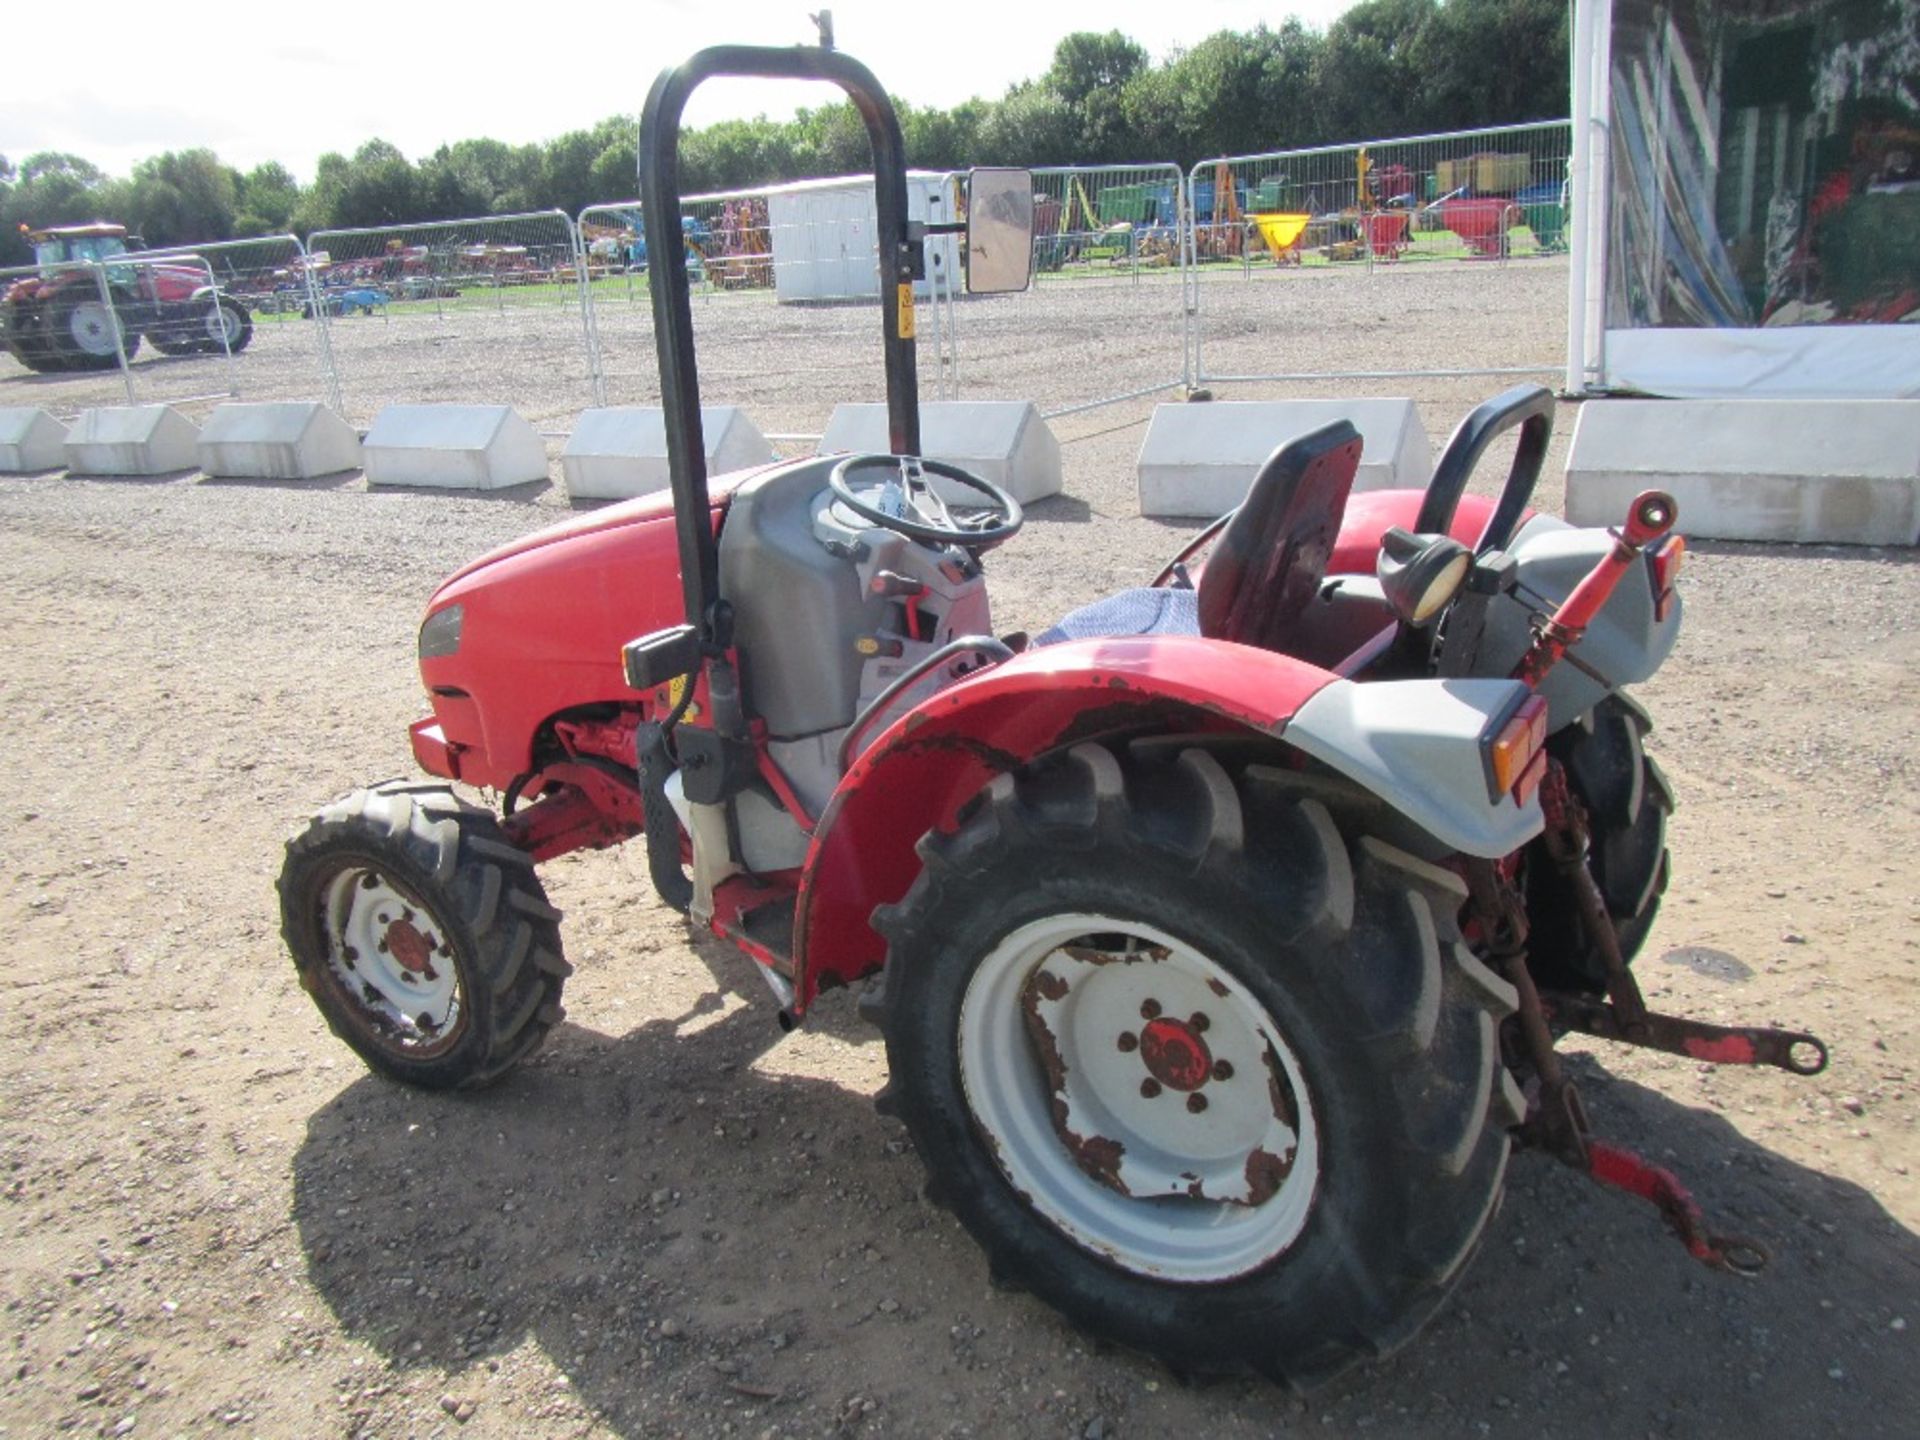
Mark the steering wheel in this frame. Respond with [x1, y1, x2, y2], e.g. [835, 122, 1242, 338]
[828, 454, 1023, 550]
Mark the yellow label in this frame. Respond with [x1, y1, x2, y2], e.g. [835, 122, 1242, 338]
[897, 282, 916, 339]
[664, 674, 687, 707]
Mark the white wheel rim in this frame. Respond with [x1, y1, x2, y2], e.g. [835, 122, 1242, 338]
[959, 912, 1319, 1283]
[204, 304, 238, 344]
[319, 867, 463, 1054]
[69, 301, 121, 356]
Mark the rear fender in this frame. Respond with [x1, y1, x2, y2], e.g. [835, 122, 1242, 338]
[1327, 490, 1515, 577]
[791, 644, 1547, 1012]
[789, 636, 1336, 1010]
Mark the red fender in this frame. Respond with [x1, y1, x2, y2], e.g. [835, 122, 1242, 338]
[1328, 490, 1513, 577]
[788, 635, 1338, 1010]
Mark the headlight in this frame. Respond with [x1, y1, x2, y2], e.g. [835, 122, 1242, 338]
[418, 604, 464, 659]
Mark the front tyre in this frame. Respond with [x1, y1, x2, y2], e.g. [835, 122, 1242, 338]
[874, 743, 1522, 1386]
[278, 781, 570, 1089]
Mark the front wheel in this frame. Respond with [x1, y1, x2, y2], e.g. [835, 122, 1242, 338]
[278, 781, 570, 1089]
[873, 743, 1522, 1386]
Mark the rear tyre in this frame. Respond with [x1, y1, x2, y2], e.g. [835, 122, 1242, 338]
[873, 743, 1521, 1387]
[278, 780, 570, 1090]
[55, 291, 136, 369]
[1525, 695, 1672, 992]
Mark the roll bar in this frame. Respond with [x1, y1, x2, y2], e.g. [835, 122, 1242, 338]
[640, 44, 921, 647]
[1414, 383, 1556, 555]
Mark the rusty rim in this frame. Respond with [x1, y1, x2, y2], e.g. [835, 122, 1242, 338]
[959, 913, 1318, 1283]
[316, 865, 464, 1058]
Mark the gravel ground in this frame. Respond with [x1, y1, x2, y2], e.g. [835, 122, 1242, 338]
[2, 255, 1916, 1439]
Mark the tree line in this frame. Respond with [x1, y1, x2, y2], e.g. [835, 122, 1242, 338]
[0, 2, 1565, 267]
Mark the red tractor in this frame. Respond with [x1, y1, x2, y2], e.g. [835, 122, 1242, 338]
[278, 43, 1828, 1387]
[0, 222, 253, 373]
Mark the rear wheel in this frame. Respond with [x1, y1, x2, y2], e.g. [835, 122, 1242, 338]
[279, 781, 570, 1089]
[873, 743, 1522, 1386]
[55, 291, 136, 369]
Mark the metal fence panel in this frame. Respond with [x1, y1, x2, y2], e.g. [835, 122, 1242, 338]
[1186, 122, 1572, 387]
[952, 163, 1190, 421]
[305, 210, 591, 430]
[0, 233, 332, 420]
[579, 174, 965, 440]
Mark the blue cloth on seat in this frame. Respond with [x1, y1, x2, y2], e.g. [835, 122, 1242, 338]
[1035, 587, 1201, 646]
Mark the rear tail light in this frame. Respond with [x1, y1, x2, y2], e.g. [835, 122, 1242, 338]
[1484, 694, 1549, 805]
[1647, 534, 1685, 621]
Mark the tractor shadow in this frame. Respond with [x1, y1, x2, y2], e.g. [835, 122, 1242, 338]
[292, 1010, 1918, 1438]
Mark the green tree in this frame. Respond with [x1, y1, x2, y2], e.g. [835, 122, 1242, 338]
[126, 149, 238, 246]
[333, 140, 419, 228]
[236, 161, 302, 236]
[975, 85, 1081, 167]
[0, 153, 126, 265]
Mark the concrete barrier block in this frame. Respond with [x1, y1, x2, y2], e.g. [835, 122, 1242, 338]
[562, 406, 774, 501]
[0, 408, 69, 472]
[197, 402, 362, 480]
[819, 401, 1063, 505]
[64, 405, 200, 476]
[1136, 399, 1431, 518]
[1567, 399, 1920, 546]
[362, 405, 548, 490]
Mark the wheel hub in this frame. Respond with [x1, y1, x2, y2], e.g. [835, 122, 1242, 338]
[960, 913, 1320, 1283]
[319, 867, 461, 1053]
[384, 917, 436, 977]
[1137, 1015, 1212, 1092]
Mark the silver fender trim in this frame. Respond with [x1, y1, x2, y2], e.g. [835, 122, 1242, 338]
[1282, 677, 1544, 858]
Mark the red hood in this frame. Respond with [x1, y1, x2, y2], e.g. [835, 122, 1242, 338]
[438, 461, 771, 590]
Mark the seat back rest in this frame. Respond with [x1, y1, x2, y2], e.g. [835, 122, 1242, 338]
[1196, 420, 1363, 653]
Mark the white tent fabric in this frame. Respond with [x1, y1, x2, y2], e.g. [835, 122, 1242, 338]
[1568, 0, 1919, 400]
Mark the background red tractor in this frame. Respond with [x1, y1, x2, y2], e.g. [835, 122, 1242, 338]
[0, 222, 253, 373]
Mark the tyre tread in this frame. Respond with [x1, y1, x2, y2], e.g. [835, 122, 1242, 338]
[278, 783, 567, 1091]
[877, 742, 1517, 1388]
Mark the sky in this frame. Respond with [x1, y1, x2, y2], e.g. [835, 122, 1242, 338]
[7, 1, 1359, 184]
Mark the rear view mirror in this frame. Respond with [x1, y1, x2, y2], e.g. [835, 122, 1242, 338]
[966, 168, 1034, 295]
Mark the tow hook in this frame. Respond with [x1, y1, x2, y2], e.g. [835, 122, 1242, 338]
[1463, 849, 1814, 1277]
[1585, 1139, 1769, 1275]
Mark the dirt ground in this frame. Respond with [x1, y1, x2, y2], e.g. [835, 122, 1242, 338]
[2, 258, 1916, 1439]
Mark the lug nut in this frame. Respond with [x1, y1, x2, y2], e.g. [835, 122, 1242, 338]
[1187, 1093, 1209, 1114]
[1189, 1012, 1210, 1032]
[1140, 1079, 1162, 1099]
[1212, 1059, 1234, 1081]
[1140, 999, 1162, 1020]
[1117, 1032, 1139, 1053]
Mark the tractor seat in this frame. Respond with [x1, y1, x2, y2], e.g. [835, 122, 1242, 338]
[1036, 421, 1363, 654]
